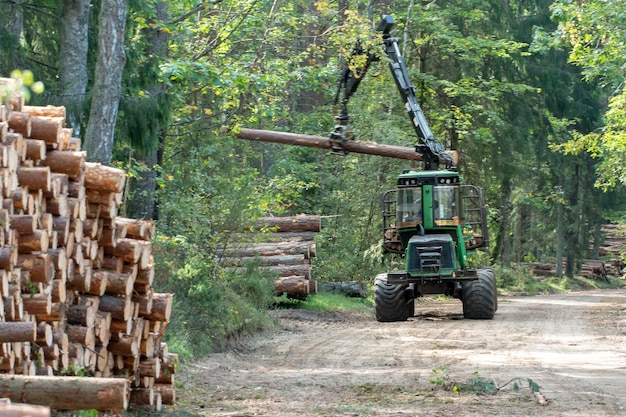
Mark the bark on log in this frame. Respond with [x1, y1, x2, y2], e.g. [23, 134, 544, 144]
[8, 112, 31, 137]
[10, 214, 38, 234]
[17, 253, 53, 283]
[17, 166, 51, 191]
[0, 375, 129, 411]
[29, 116, 64, 146]
[25, 138, 47, 162]
[220, 240, 315, 258]
[0, 321, 36, 343]
[221, 254, 307, 267]
[84, 162, 126, 193]
[99, 294, 133, 321]
[142, 293, 172, 322]
[22, 105, 66, 118]
[255, 214, 321, 232]
[17, 229, 49, 254]
[154, 383, 176, 405]
[0, 399, 50, 417]
[275, 276, 309, 300]
[236, 128, 457, 162]
[41, 150, 85, 181]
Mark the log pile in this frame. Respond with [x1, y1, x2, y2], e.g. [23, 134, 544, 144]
[531, 260, 610, 282]
[219, 214, 320, 299]
[0, 79, 176, 412]
[595, 223, 625, 275]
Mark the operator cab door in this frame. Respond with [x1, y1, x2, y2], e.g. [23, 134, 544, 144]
[432, 185, 461, 227]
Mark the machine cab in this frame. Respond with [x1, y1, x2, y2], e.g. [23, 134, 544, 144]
[396, 170, 462, 231]
[382, 168, 488, 254]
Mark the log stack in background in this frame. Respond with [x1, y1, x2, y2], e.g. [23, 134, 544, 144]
[0, 79, 176, 412]
[530, 260, 610, 282]
[595, 223, 626, 276]
[219, 214, 320, 300]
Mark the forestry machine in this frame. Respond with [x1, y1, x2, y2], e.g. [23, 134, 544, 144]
[331, 15, 496, 321]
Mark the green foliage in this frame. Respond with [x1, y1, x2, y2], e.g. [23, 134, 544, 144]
[152, 237, 275, 361]
[430, 366, 459, 393]
[548, 0, 626, 190]
[0, 70, 44, 103]
[75, 410, 98, 417]
[275, 292, 373, 313]
[459, 372, 498, 395]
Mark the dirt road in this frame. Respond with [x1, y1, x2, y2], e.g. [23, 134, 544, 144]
[177, 289, 626, 416]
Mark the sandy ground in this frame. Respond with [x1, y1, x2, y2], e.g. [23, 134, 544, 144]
[175, 289, 626, 416]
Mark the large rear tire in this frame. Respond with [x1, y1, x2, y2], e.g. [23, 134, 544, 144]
[374, 273, 410, 322]
[462, 268, 497, 319]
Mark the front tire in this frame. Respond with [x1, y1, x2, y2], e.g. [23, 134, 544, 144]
[374, 273, 410, 322]
[462, 268, 497, 319]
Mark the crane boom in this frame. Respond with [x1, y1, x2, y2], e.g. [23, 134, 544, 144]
[330, 15, 455, 170]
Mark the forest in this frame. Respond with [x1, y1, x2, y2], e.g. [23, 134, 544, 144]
[1, 0, 626, 360]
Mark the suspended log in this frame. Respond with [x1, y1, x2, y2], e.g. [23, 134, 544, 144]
[236, 128, 449, 161]
[0, 375, 129, 411]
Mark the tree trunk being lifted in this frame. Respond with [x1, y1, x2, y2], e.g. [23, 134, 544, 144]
[237, 128, 430, 161]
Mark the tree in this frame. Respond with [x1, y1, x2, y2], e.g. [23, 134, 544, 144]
[58, 0, 90, 134]
[550, 0, 626, 190]
[84, 0, 128, 164]
[121, 1, 172, 220]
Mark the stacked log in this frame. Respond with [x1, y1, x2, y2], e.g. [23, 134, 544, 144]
[594, 223, 625, 275]
[530, 260, 610, 282]
[0, 80, 176, 412]
[219, 214, 320, 299]
[0, 398, 50, 417]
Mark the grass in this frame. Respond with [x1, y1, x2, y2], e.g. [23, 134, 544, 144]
[274, 291, 373, 313]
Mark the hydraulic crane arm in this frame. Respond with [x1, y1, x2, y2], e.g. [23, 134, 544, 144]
[330, 15, 455, 169]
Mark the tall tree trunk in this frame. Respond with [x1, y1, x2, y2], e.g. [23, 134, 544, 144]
[555, 201, 564, 277]
[0, 0, 24, 71]
[565, 163, 580, 278]
[124, 2, 170, 220]
[58, 0, 90, 135]
[493, 177, 513, 267]
[84, 0, 128, 165]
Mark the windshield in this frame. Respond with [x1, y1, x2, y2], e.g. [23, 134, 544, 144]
[397, 187, 422, 227]
[433, 185, 461, 225]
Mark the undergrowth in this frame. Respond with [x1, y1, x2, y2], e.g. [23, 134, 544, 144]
[496, 263, 624, 295]
[275, 292, 373, 313]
